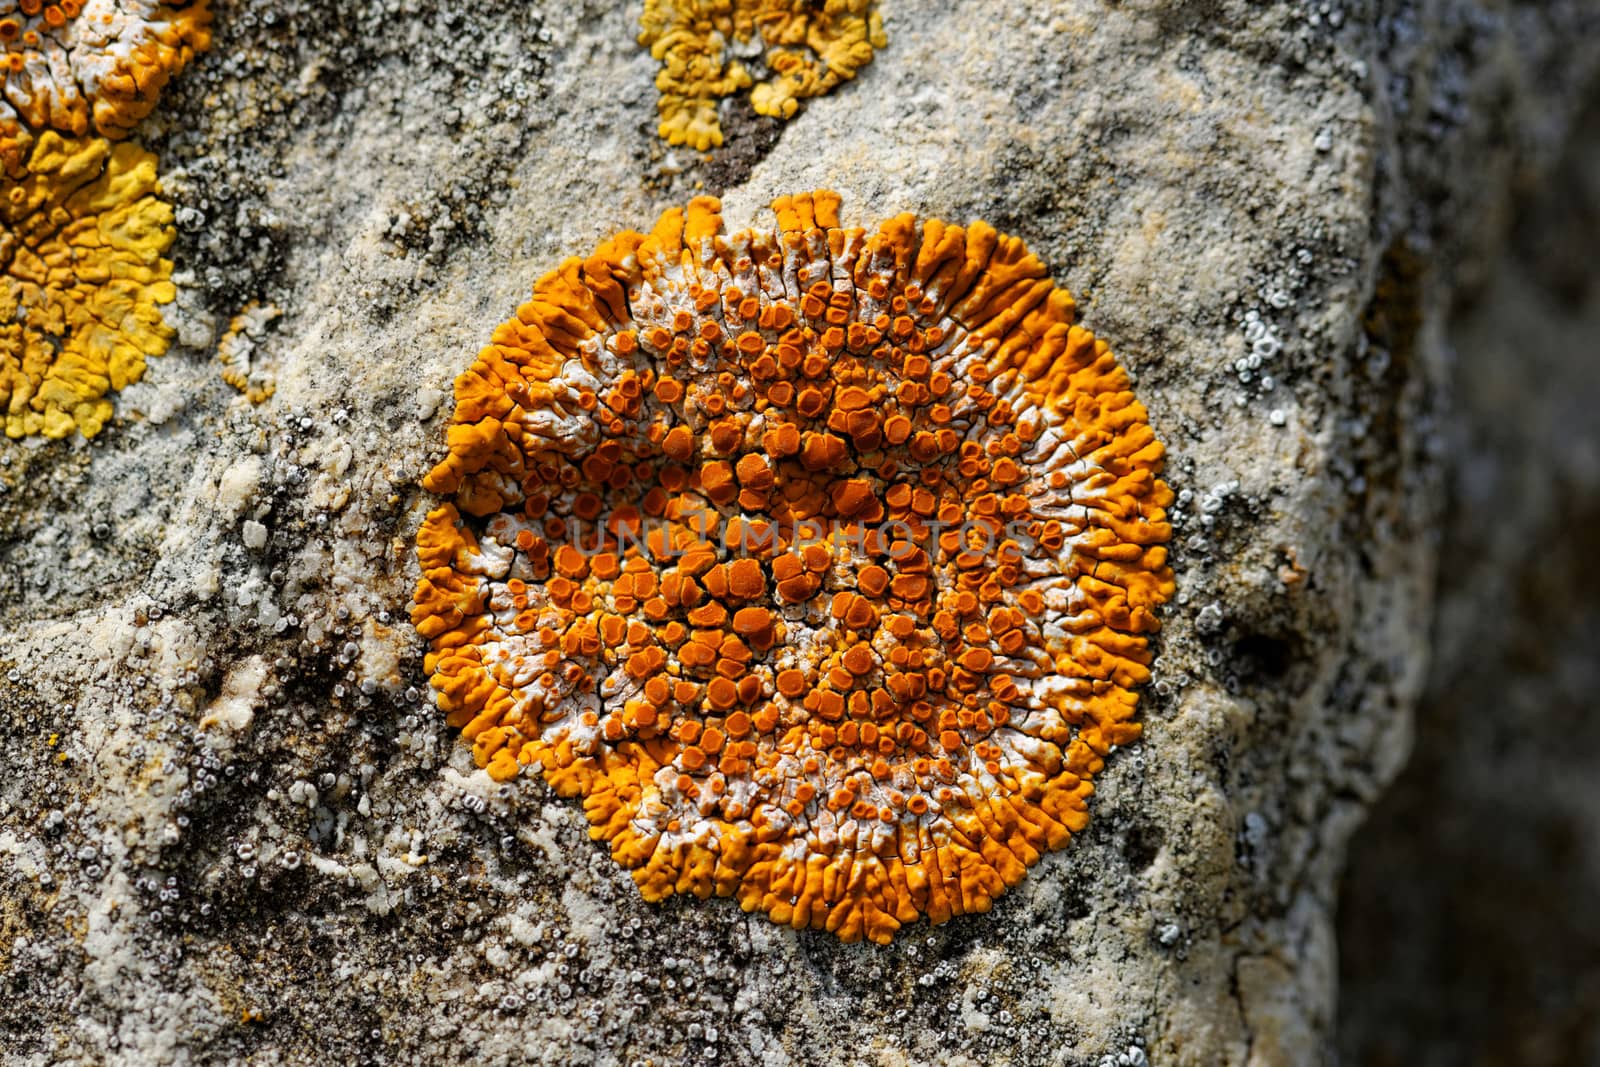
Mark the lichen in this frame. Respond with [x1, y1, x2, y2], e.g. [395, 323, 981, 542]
[0, 131, 175, 439]
[217, 300, 280, 403]
[413, 191, 1174, 944]
[0, 0, 212, 174]
[0, 0, 208, 438]
[639, 0, 886, 151]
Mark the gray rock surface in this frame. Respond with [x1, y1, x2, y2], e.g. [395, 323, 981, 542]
[1339, 84, 1600, 1067]
[0, 2, 1595, 1064]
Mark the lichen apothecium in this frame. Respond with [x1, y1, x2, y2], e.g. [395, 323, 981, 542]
[413, 191, 1174, 944]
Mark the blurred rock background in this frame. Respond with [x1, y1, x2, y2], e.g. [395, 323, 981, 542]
[1338, 81, 1600, 1067]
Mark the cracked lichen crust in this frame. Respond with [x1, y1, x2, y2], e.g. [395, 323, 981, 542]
[413, 191, 1174, 944]
[639, 0, 886, 151]
[0, 0, 211, 172]
[0, 131, 175, 438]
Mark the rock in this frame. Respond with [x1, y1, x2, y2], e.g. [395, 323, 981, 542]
[1, 1, 1596, 1064]
[1339, 85, 1600, 1065]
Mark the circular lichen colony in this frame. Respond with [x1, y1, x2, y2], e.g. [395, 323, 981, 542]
[0, 0, 211, 172]
[413, 191, 1175, 944]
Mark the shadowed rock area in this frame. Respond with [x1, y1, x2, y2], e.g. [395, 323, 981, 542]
[1338, 83, 1600, 1067]
[1, 2, 1597, 1064]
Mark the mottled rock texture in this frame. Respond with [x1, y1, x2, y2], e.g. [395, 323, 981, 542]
[0, 2, 1596, 1065]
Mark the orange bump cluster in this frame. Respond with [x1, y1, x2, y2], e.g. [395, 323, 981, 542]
[639, 0, 886, 150]
[0, 0, 211, 173]
[413, 191, 1175, 944]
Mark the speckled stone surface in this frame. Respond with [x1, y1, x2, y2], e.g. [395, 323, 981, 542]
[1, 2, 1596, 1064]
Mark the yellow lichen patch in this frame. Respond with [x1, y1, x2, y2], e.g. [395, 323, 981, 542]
[413, 191, 1175, 944]
[217, 301, 280, 403]
[0, 131, 175, 438]
[0, 0, 211, 173]
[639, 0, 886, 150]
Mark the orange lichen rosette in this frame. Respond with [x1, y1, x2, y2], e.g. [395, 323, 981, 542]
[0, 132, 176, 438]
[413, 192, 1175, 944]
[0, 0, 212, 172]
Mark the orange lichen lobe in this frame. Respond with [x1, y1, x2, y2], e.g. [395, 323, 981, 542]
[414, 191, 1175, 944]
[638, 0, 887, 151]
[0, 0, 211, 173]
